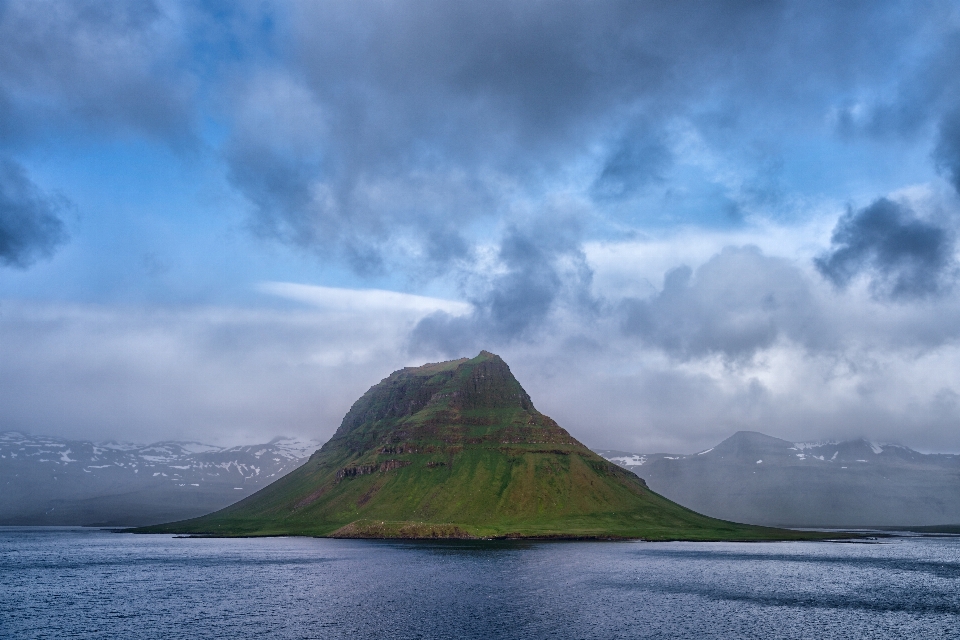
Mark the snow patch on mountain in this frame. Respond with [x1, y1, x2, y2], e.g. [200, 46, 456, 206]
[791, 440, 839, 451]
[0, 431, 325, 525]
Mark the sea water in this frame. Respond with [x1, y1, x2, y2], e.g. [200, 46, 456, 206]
[1, 527, 958, 639]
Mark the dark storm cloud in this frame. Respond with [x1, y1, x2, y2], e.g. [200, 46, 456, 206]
[410, 219, 594, 356]
[223, 0, 938, 269]
[2, 0, 951, 284]
[621, 247, 821, 360]
[0, 0, 194, 143]
[0, 0, 954, 276]
[0, 158, 68, 268]
[815, 198, 956, 300]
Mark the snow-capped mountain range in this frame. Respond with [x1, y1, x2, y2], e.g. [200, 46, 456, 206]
[596, 431, 960, 528]
[0, 431, 321, 526]
[6, 428, 958, 528]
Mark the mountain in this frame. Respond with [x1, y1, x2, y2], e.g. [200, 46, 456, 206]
[138, 352, 821, 540]
[597, 431, 960, 528]
[0, 432, 319, 526]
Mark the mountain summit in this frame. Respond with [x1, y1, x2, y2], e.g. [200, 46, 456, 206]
[139, 352, 815, 539]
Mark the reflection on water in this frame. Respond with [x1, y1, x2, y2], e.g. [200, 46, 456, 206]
[1, 527, 958, 639]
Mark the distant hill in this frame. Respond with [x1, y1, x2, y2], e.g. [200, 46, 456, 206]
[0, 432, 320, 526]
[596, 431, 960, 528]
[137, 352, 816, 540]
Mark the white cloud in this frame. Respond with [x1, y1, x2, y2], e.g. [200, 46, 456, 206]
[258, 282, 471, 316]
[0, 299, 430, 447]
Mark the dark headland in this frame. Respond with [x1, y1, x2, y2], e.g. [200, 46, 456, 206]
[135, 352, 842, 540]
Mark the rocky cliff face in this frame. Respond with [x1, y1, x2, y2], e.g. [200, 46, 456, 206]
[331, 352, 534, 440]
[456, 352, 536, 412]
[321, 351, 571, 463]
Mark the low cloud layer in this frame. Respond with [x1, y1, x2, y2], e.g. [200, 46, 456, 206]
[8, 231, 960, 454]
[0, 300, 428, 445]
[621, 247, 819, 360]
[7, 283, 960, 454]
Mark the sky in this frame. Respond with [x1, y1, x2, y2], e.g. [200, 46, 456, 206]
[3, 0, 960, 453]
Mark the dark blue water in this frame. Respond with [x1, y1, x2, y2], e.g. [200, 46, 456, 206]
[1, 528, 958, 639]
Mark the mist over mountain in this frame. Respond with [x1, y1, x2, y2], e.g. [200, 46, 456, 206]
[597, 431, 960, 528]
[0, 432, 320, 526]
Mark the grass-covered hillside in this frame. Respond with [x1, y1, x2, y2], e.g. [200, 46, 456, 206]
[136, 352, 834, 540]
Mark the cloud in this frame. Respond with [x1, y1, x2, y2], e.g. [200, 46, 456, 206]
[3, 0, 952, 279]
[216, 0, 943, 270]
[815, 198, 956, 300]
[0, 0, 194, 143]
[11, 235, 960, 453]
[258, 281, 471, 317]
[620, 246, 820, 360]
[614, 233, 960, 364]
[409, 218, 594, 356]
[0, 299, 428, 445]
[7, 289, 960, 454]
[0, 0, 194, 272]
[0, 158, 68, 268]
[517, 339, 960, 454]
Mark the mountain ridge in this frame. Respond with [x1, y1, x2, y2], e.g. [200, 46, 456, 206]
[136, 352, 826, 540]
[0, 431, 320, 526]
[597, 430, 960, 527]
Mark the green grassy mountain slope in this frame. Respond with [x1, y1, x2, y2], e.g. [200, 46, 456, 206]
[136, 352, 826, 540]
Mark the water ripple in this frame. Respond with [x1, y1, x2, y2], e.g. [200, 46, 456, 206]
[1, 528, 958, 639]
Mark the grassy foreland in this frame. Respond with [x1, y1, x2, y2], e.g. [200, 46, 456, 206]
[135, 352, 842, 541]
